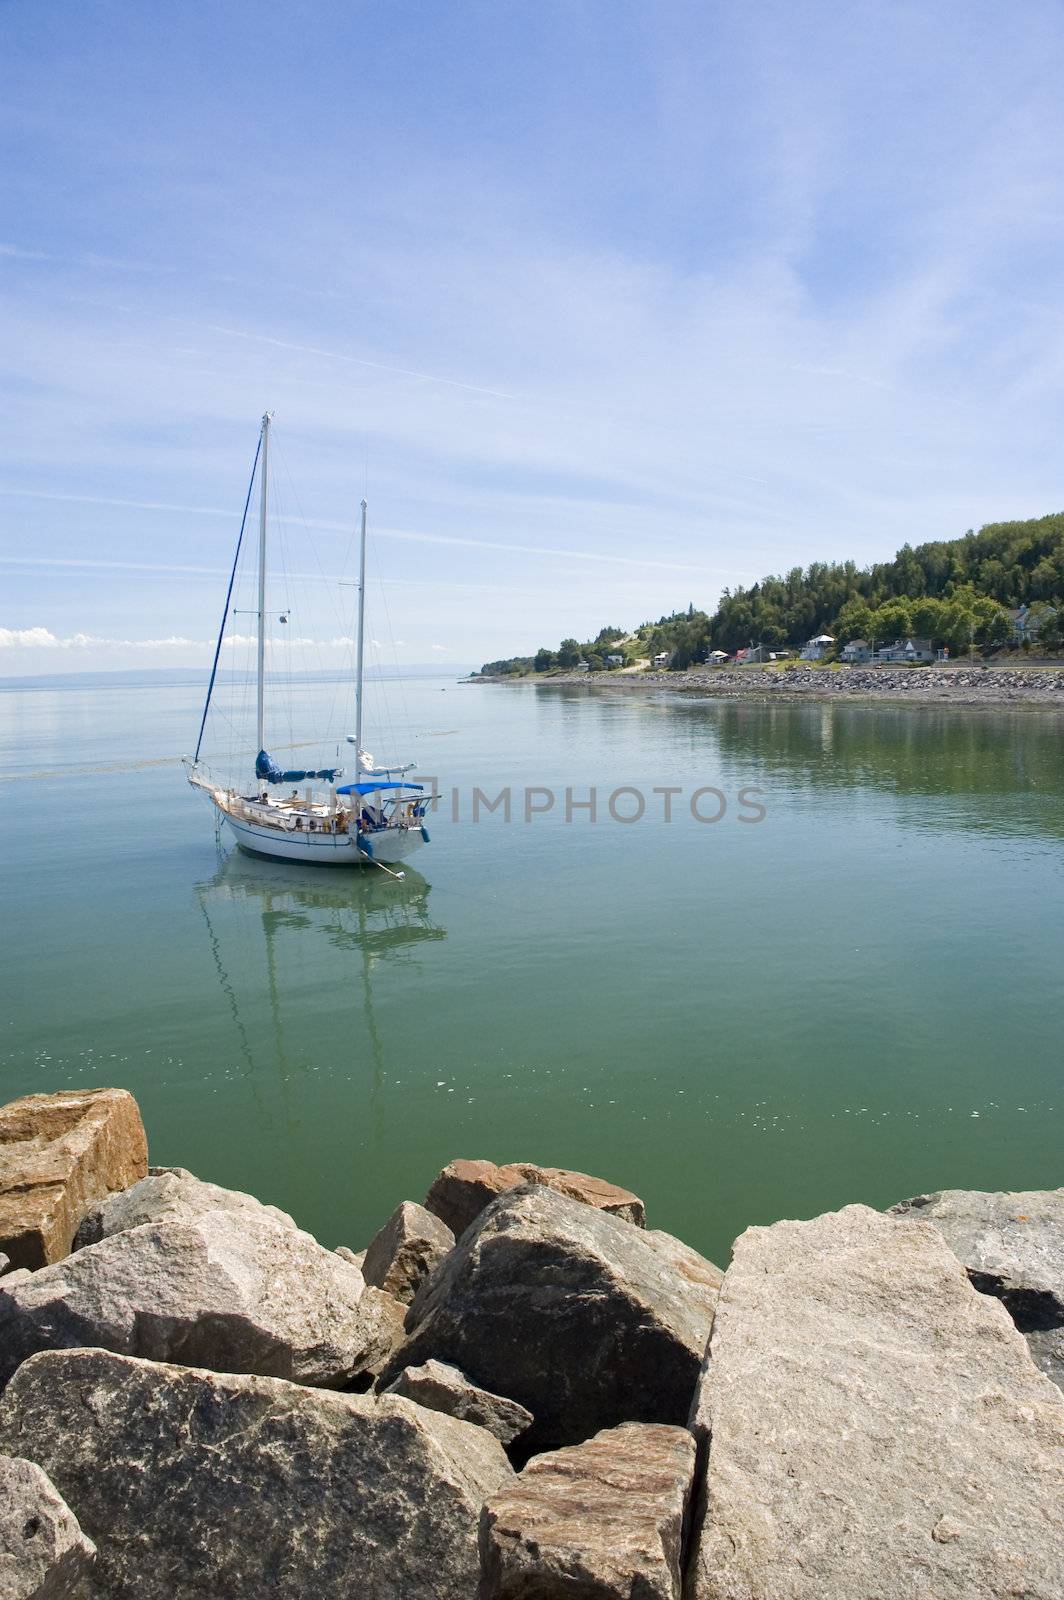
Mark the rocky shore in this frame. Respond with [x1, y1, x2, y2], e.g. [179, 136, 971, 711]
[2, 1088, 1063, 1598]
[480, 664, 1064, 707]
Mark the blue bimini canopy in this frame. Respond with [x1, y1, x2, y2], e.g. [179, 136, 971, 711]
[336, 779, 425, 796]
[255, 750, 342, 784]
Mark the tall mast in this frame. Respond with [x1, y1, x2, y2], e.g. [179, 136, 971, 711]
[256, 412, 271, 753]
[353, 498, 367, 779]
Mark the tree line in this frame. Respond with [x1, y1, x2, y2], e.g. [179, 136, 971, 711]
[479, 512, 1064, 674]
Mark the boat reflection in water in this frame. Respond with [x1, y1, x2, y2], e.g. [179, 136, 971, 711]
[193, 846, 446, 1123]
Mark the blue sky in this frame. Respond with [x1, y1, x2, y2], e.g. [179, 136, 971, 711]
[2, 0, 1064, 673]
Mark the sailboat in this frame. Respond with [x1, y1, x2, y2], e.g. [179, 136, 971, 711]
[186, 413, 430, 868]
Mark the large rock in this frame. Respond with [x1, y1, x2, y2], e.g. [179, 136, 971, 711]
[425, 1159, 645, 1238]
[74, 1165, 296, 1247]
[0, 1089, 147, 1269]
[362, 1201, 455, 1305]
[0, 1206, 392, 1389]
[891, 1187, 1064, 1389]
[480, 1422, 695, 1599]
[0, 1349, 513, 1600]
[383, 1359, 533, 1446]
[0, 1453, 96, 1599]
[688, 1204, 1064, 1600]
[382, 1185, 720, 1452]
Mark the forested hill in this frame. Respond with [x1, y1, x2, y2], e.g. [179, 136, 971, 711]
[480, 513, 1064, 674]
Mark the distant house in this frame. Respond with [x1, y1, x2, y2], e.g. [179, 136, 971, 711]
[1009, 604, 1056, 643]
[733, 647, 750, 664]
[768, 649, 793, 661]
[706, 649, 730, 666]
[605, 653, 625, 668]
[800, 634, 836, 661]
[652, 651, 671, 669]
[840, 639, 872, 664]
[875, 637, 934, 664]
[742, 644, 774, 664]
[574, 659, 590, 673]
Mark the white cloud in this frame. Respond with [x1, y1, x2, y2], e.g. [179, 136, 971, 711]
[0, 627, 205, 651]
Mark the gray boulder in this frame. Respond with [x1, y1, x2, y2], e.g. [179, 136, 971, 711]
[687, 1205, 1064, 1600]
[425, 1158, 645, 1238]
[383, 1359, 533, 1446]
[0, 1207, 390, 1389]
[480, 1422, 695, 1599]
[891, 1187, 1064, 1389]
[382, 1185, 721, 1452]
[0, 1453, 96, 1599]
[362, 1201, 455, 1305]
[74, 1166, 296, 1248]
[0, 1349, 513, 1600]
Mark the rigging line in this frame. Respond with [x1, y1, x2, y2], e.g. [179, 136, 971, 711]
[273, 434, 352, 746]
[372, 547, 412, 754]
[194, 428, 262, 764]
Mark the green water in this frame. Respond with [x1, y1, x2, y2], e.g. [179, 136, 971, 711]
[2, 673, 1062, 1267]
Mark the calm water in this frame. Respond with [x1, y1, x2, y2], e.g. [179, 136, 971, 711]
[2, 672, 1062, 1267]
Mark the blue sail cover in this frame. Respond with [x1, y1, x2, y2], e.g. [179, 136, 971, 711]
[255, 750, 341, 784]
[336, 779, 425, 795]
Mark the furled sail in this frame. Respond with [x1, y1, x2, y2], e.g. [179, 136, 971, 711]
[255, 750, 341, 784]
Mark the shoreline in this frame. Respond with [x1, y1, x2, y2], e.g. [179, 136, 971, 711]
[472, 663, 1064, 708]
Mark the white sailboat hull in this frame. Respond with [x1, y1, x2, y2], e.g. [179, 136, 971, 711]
[223, 807, 426, 866]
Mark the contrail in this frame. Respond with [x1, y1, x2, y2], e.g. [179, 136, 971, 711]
[206, 323, 526, 401]
[0, 489, 734, 577]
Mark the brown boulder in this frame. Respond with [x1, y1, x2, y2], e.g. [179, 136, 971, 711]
[0, 1089, 147, 1269]
[479, 1422, 695, 1599]
[425, 1159, 645, 1238]
[362, 1201, 455, 1305]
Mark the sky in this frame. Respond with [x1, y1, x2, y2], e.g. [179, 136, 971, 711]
[2, 0, 1064, 675]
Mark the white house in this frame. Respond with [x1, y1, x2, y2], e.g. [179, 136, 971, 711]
[574, 660, 590, 673]
[706, 649, 730, 666]
[800, 634, 836, 661]
[605, 653, 625, 668]
[652, 651, 671, 669]
[840, 639, 872, 663]
[875, 637, 934, 664]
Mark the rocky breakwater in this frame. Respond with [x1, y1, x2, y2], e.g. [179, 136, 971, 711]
[1, 1092, 1062, 1599]
[542, 664, 1064, 705]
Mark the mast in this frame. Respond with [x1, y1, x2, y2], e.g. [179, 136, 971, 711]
[256, 412, 271, 754]
[353, 498, 368, 779]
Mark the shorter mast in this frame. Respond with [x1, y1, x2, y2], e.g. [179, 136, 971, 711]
[353, 499, 368, 780]
[256, 413, 272, 755]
